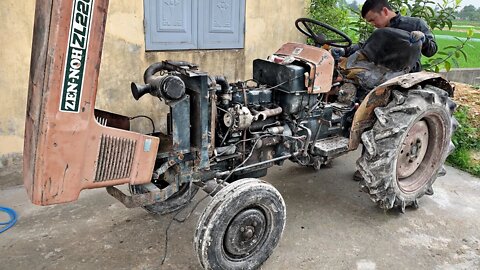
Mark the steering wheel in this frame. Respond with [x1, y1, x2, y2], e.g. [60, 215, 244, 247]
[295, 18, 352, 48]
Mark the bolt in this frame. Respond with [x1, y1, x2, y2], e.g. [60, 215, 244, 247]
[244, 228, 254, 239]
[253, 221, 258, 227]
[240, 227, 245, 232]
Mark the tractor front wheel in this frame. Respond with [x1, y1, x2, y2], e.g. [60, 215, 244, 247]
[194, 178, 286, 270]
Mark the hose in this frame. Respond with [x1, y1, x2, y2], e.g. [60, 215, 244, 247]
[143, 61, 195, 84]
[214, 76, 229, 93]
[0, 206, 17, 234]
[143, 62, 166, 84]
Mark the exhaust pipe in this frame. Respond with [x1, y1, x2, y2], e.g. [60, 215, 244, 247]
[254, 107, 283, 121]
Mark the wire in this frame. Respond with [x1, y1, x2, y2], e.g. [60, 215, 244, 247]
[0, 206, 17, 234]
[160, 185, 223, 265]
[262, 74, 304, 91]
[160, 194, 209, 265]
[129, 115, 156, 134]
[220, 135, 269, 183]
[210, 135, 262, 162]
[243, 79, 260, 87]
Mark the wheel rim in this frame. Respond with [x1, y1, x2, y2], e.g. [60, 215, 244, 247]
[397, 120, 429, 179]
[223, 208, 267, 259]
[395, 111, 447, 194]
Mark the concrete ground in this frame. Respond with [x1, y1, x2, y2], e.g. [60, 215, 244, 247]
[1, 152, 479, 270]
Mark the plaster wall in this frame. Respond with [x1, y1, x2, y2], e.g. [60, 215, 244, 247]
[0, 0, 307, 156]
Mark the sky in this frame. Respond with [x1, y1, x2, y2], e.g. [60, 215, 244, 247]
[345, 0, 479, 8]
[459, 0, 479, 8]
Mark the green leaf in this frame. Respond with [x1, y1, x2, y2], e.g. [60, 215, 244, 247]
[445, 61, 451, 72]
[444, 45, 459, 50]
[455, 0, 462, 6]
[446, 20, 452, 30]
[452, 58, 459, 68]
[455, 51, 461, 58]
[431, 58, 444, 66]
[467, 29, 474, 38]
[458, 49, 468, 62]
[435, 66, 440, 73]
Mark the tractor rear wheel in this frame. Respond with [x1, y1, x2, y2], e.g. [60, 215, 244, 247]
[357, 86, 457, 212]
[194, 178, 286, 270]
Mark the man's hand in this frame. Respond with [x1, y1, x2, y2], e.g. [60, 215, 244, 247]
[410, 31, 426, 44]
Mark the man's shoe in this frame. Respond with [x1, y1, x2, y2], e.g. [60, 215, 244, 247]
[353, 170, 363, 181]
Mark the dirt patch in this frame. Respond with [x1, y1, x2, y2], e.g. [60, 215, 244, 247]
[472, 152, 480, 166]
[452, 82, 480, 127]
[452, 82, 480, 172]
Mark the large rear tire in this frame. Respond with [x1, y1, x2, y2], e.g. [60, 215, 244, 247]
[194, 178, 286, 270]
[357, 86, 457, 212]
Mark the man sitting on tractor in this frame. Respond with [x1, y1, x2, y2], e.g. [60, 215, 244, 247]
[341, 0, 439, 180]
[335, 0, 437, 73]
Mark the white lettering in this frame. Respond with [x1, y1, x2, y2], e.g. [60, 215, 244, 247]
[70, 58, 82, 70]
[64, 81, 78, 110]
[70, 48, 83, 60]
[68, 68, 80, 81]
[60, 0, 95, 112]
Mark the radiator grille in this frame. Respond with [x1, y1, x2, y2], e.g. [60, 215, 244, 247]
[95, 116, 108, 126]
[95, 135, 136, 182]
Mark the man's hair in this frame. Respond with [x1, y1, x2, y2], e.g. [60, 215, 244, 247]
[361, 0, 393, 18]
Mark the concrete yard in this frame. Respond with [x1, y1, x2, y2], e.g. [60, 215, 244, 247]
[1, 152, 479, 270]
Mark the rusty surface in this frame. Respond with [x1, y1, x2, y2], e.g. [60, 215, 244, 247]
[348, 71, 449, 150]
[24, 0, 159, 206]
[106, 184, 179, 209]
[397, 120, 429, 179]
[275, 42, 334, 94]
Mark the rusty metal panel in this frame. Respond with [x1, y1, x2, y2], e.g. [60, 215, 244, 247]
[275, 42, 334, 94]
[24, 0, 159, 206]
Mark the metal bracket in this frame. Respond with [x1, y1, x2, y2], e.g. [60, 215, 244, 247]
[105, 183, 179, 208]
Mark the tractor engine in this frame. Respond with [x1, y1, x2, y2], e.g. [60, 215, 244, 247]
[126, 43, 357, 195]
[209, 57, 356, 180]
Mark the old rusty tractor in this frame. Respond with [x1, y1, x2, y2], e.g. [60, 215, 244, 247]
[25, 1, 456, 269]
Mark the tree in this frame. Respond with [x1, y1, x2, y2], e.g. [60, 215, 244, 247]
[307, 0, 351, 42]
[348, 0, 360, 12]
[308, 0, 349, 31]
[458, 5, 478, 21]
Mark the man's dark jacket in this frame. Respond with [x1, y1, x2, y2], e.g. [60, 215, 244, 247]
[346, 12, 437, 72]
